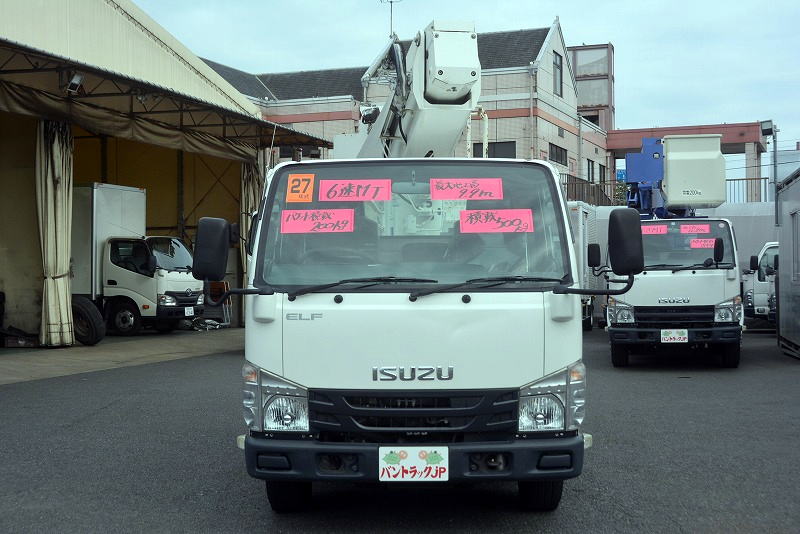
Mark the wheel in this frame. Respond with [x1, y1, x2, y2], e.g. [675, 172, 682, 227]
[611, 343, 630, 367]
[265, 481, 312, 513]
[518, 480, 563, 512]
[71, 296, 106, 345]
[582, 310, 593, 331]
[154, 320, 177, 334]
[108, 300, 142, 335]
[718, 343, 741, 368]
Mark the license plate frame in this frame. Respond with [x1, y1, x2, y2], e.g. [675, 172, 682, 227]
[660, 329, 688, 343]
[378, 446, 449, 482]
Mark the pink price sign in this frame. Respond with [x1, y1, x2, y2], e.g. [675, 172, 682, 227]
[680, 224, 710, 234]
[642, 225, 668, 235]
[690, 238, 716, 249]
[280, 209, 354, 233]
[430, 178, 504, 200]
[459, 209, 534, 233]
[318, 179, 392, 201]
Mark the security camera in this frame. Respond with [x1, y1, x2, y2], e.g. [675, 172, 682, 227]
[66, 74, 83, 95]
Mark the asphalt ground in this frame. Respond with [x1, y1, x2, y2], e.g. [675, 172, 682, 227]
[1, 330, 798, 533]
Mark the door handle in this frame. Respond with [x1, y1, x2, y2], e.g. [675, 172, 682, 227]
[107, 280, 117, 286]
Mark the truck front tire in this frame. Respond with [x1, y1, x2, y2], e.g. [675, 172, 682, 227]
[108, 300, 142, 336]
[718, 343, 741, 368]
[611, 344, 630, 367]
[265, 481, 311, 513]
[71, 296, 106, 346]
[518, 480, 563, 512]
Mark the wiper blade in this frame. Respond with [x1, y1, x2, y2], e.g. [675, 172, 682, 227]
[410, 275, 565, 299]
[288, 276, 438, 298]
[644, 263, 681, 269]
[672, 261, 714, 273]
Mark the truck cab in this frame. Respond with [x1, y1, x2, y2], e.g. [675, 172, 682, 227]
[103, 236, 204, 334]
[193, 158, 644, 513]
[744, 241, 778, 321]
[606, 218, 742, 367]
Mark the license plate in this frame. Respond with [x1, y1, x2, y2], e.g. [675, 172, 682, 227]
[378, 446, 449, 482]
[184, 307, 195, 317]
[661, 329, 688, 343]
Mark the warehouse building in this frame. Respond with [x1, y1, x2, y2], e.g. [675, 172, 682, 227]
[0, 0, 327, 345]
[204, 19, 617, 204]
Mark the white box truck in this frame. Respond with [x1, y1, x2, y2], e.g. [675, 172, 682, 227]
[776, 169, 800, 358]
[70, 183, 203, 342]
[567, 201, 601, 330]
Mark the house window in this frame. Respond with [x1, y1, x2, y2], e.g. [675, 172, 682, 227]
[549, 143, 567, 166]
[473, 141, 516, 158]
[599, 164, 607, 183]
[587, 159, 595, 183]
[553, 52, 563, 97]
[558, 127, 564, 138]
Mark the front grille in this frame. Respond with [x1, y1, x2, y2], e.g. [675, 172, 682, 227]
[634, 305, 714, 328]
[309, 389, 518, 443]
[166, 291, 200, 306]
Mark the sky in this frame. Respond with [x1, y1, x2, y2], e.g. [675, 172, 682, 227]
[136, 0, 800, 176]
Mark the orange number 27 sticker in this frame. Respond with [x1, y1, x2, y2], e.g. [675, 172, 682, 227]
[286, 174, 315, 202]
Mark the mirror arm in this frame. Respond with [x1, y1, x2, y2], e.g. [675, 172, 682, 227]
[553, 275, 635, 296]
[203, 285, 275, 307]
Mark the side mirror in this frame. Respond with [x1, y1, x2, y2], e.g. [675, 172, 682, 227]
[192, 217, 231, 282]
[714, 238, 724, 264]
[146, 255, 157, 275]
[749, 255, 758, 271]
[608, 208, 644, 276]
[587, 243, 601, 268]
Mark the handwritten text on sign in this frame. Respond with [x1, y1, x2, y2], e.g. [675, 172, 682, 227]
[460, 209, 534, 233]
[318, 179, 392, 201]
[429, 178, 504, 200]
[680, 224, 710, 234]
[642, 225, 669, 235]
[690, 238, 716, 249]
[280, 209, 354, 233]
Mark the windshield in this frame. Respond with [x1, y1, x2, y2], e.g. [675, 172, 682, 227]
[255, 160, 570, 291]
[641, 220, 735, 269]
[146, 237, 194, 271]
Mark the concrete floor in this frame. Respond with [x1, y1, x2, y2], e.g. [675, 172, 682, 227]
[0, 328, 244, 385]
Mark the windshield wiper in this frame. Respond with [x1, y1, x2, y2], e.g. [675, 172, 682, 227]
[288, 276, 438, 299]
[644, 263, 682, 270]
[672, 259, 715, 273]
[410, 275, 566, 299]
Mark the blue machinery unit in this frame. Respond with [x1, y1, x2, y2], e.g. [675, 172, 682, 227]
[625, 137, 680, 219]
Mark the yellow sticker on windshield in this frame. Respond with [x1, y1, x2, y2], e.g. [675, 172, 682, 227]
[286, 174, 315, 202]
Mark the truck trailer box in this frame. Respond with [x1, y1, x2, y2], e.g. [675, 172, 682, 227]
[777, 170, 800, 358]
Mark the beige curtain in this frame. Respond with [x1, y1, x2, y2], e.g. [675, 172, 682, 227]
[35, 120, 74, 346]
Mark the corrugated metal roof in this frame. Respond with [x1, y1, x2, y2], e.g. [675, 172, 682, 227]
[0, 0, 259, 117]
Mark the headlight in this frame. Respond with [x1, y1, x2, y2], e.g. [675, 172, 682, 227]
[196, 293, 204, 305]
[607, 297, 634, 324]
[264, 396, 309, 431]
[519, 361, 586, 432]
[744, 290, 754, 308]
[158, 294, 177, 306]
[241, 363, 309, 432]
[714, 296, 742, 323]
[768, 294, 776, 312]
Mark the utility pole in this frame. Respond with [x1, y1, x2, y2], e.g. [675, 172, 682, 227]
[760, 120, 779, 226]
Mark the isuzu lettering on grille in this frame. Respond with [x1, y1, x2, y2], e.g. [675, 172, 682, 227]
[658, 297, 690, 304]
[372, 366, 454, 381]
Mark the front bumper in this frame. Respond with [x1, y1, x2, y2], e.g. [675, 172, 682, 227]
[244, 434, 585, 482]
[608, 324, 741, 345]
[155, 304, 204, 319]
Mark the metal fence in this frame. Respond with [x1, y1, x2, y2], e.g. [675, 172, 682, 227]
[559, 174, 619, 206]
[725, 177, 771, 203]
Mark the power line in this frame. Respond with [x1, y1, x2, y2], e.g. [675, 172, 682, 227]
[726, 159, 800, 171]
